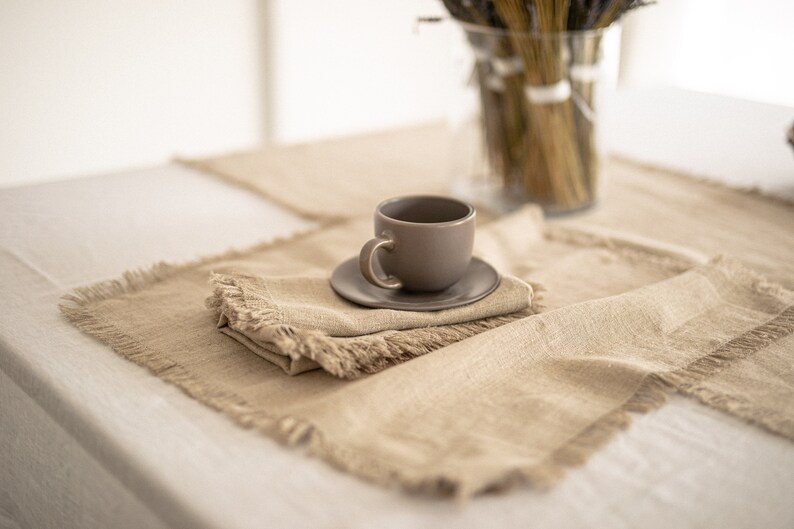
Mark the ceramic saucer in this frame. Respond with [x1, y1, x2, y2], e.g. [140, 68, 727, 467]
[330, 256, 500, 311]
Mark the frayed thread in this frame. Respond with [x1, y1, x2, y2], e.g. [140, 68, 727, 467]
[268, 309, 534, 379]
[60, 296, 794, 499]
[612, 155, 794, 209]
[660, 304, 794, 440]
[58, 213, 794, 498]
[178, 156, 346, 221]
[206, 273, 283, 330]
[292, 300, 794, 497]
[525, 281, 547, 312]
[60, 222, 335, 309]
[544, 224, 699, 273]
[206, 273, 538, 379]
[61, 262, 177, 307]
[706, 255, 789, 299]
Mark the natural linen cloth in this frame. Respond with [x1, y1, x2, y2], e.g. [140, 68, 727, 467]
[61, 206, 794, 496]
[206, 273, 534, 378]
[187, 127, 794, 445]
[186, 126, 794, 288]
[182, 124, 449, 220]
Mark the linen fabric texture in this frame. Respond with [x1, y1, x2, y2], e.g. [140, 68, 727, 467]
[206, 273, 534, 378]
[61, 200, 794, 496]
[186, 127, 794, 289]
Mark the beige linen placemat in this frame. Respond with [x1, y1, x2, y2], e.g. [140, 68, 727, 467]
[61, 207, 794, 496]
[184, 127, 794, 447]
[207, 273, 534, 378]
[184, 126, 794, 288]
[183, 124, 449, 220]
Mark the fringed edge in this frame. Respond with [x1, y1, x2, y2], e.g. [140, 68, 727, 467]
[59, 304, 271, 426]
[543, 374, 671, 474]
[205, 273, 284, 330]
[659, 304, 794, 441]
[59, 296, 794, 500]
[525, 280, 547, 312]
[612, 155, 794, 209]
[283, 369, 676, 500]
[269, 309, 535, 379]
[177, 157, 345, 222]
[59, 221, 337, 309]
[61, 262, 178, 307]
[291, 301, 794, 498]
[438, 298, 794, 497]
[57, 297, 500, 498]
[450, 374, 675, 498]
[677, 386, 794, 441]
[57, 196, 794, 499]
[706, 255, 790, 299]
[544, 224, 699, 274]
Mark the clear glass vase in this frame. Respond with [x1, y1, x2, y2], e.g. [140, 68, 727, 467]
[448, 24, 611, 215]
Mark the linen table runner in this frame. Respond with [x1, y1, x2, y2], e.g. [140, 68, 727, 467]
[207, 273, 534, 378]
[61, 206, 794, 495]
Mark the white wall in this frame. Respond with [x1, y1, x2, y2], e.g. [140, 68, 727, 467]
[0, 0, 454, 188]
[611, 0, 794, 192]
[265, 0, 451, 144]
[619, 0, 794, 108]
[0, 0, 264, 188]
[3, 0, 790, 189]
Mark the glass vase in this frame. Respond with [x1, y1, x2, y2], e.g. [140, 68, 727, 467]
[448, 24, 610, 215]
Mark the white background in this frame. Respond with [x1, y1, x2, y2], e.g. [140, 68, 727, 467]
[1, 0, 793, 188]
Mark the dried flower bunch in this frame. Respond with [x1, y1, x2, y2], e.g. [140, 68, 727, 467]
[442, 0, 651, 30]
[441, 0, 652, 211]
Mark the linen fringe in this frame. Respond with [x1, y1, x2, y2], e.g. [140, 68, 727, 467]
[61, 245, 794, 497]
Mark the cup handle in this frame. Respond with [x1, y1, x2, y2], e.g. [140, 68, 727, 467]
[359, 232, 402, 290]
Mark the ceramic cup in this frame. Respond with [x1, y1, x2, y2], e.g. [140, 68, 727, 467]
[358, 195, 476, 292]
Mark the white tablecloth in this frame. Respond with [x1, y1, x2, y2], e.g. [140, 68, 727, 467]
[2, 163, 793, 529]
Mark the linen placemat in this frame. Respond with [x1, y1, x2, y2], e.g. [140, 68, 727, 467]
[206, 273, 534, 378]
[61, 206, 794, 496]
[182, 124, 449, 220]
[185, 127, 794, 444]
[184, 127, 794, 288]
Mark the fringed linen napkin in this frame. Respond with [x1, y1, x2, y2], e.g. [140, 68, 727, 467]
[206, 274, 534, 378]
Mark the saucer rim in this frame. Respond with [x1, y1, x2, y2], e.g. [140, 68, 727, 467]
[329, 256, 501, 311]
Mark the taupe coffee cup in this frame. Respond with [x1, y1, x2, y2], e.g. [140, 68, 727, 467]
[359, 195, 476, 292]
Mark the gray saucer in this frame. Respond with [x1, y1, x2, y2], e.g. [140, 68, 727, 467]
[330, 256, 501, 311]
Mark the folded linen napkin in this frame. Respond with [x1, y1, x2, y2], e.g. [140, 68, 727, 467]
[206, 273, 534, 378]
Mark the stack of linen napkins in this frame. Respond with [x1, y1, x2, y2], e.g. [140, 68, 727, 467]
[206, 273, 534, 378]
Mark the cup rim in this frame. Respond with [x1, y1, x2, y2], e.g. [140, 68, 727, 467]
[375, 194, 475, 227]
